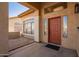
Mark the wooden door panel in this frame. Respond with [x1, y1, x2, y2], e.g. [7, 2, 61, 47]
[48, 17, 61, 45]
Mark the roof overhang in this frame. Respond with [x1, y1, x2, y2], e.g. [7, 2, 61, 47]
[18, 9, 35, 18]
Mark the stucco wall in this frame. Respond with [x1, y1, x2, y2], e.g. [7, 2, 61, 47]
[9, 17, 23, 39]
[21, 10, 40, 42]
[9, 17, 22, 32]
[41, 2, 79, 55]
[75, 14, 79, 56]
[0, 3, 8, 55]
[9, 32, 20, 39]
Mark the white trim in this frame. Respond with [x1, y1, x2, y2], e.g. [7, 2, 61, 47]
[0, 0, 79, 2]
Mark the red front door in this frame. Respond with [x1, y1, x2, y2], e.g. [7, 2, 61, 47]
[48, 16, 61, 45]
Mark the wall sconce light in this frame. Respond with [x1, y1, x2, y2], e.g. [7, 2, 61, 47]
[75, 3, 79, 13]
[77, 27, 79, 30]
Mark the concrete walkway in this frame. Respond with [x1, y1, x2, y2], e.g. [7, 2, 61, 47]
[9, 37, 34, 51]
[9, 42, 78, 57]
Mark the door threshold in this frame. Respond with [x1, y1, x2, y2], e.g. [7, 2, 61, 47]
[48, 42, 61, 47]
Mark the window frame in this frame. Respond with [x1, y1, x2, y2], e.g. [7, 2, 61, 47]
[23, 19, 34, 34]
[63, 15, 68, 38]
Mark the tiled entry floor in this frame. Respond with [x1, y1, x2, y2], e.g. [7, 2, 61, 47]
[9, 37, 34, 51]
[9, 42, 78, 57]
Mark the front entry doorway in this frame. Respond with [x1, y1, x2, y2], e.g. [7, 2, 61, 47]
[48, 16, 61, 45]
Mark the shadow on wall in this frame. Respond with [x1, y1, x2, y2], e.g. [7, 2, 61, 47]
[8, 32, 20, 39]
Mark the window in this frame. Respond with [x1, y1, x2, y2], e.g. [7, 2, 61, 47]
[63, 16, 68, 38]
[44, 3, 67, 14]
[75, 3, 79, 13]
[23, 20, 34, 34]
[53, 6, 64, 12]
[31, 22, 34, 34]
[44, 19, 48, 35]
[27, 23, 32, 34]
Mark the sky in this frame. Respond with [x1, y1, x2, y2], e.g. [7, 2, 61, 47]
[9, 2, 29, 17]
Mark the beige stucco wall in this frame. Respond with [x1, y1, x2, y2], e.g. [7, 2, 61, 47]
[9, 17, 23, 39]
[41, 2, 79, 55]
[21, 10, 40, 42]
[9, 32, 20, 39]
[9, 17, 22, 32]
[75, 14, 79, 56]
[0, 3, 8, 55]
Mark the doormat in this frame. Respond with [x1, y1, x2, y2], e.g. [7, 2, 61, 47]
[45, 44, 60, 51]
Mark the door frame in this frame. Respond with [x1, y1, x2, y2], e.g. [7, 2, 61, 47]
[48, 16, 61, 45]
